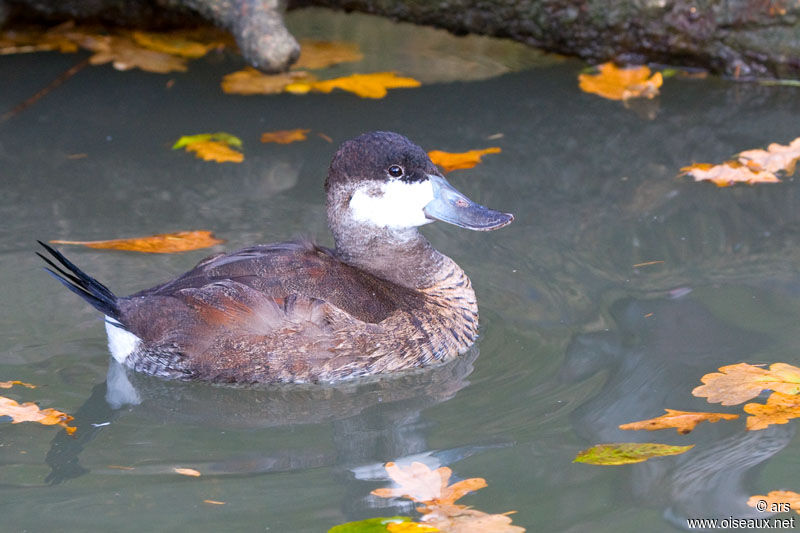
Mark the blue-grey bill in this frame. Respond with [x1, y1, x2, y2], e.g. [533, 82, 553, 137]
[423, 174, 514, 231]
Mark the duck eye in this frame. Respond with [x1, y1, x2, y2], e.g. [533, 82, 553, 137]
[387, 165, 404, 178]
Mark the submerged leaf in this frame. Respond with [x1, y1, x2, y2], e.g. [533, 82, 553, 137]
[744, 391, 800, 430]
[50, 230, 224, 253]
[419, 505, 524, 533]
[76, 33, 188, 73]
[328, 517, 412, 533]
[0, 24, 80, 54]
[428, 148, 502, 172]
[0, 396, 76, 434]
[371, 462, 486, 506]
[260, 129, 311, 144]
[692, 362, 800, 405]
[0, 381, 36, 389]
[619, 409, 739, 435]
[680, 161, 779, 187]
[574, 443, 694, 465]
[310, 72, 421, 99]
[221, 67, 316, 95]
[748, 491, 800, 514]
[294, 39, 363, 70]
[578, 62, 662, 101]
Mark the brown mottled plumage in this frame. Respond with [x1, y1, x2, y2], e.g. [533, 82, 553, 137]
[38, 132, 512, 384]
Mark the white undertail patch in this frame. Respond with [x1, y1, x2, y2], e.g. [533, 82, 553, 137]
[349, 179, 434, 229]
[104, 317, 141, 364]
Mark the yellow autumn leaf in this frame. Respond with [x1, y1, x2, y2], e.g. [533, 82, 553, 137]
[619, 409, 739, 435]
[738, 137, 800, 175]
[294, 39, 363, 70]
[0, 24, 79, 54]
[174, 467, 201, 477]
[132, 31, 215, 59]
[221, 67, 317, 95]
[185, 140, 244, 163]
[371, 462, 487, 506]
[0, 380, 36, 389]
[76, 33, 188, 73]
[744, 391, 800, 430]
[579, 62, 663, 101]
[386, 522, 439, 532]
[260, 129, 311, 144]
[428, 148, 502, 172]
[680, 161, 780, 187]
[748, 490, 800, 514]
[310, 72, 421, 99]
[203, 499, 226, 505]
[50, 230, 224, 253]
[574, 442, 694, 465]
[692, 362, 800, 405]
[0, 396, 76, 434]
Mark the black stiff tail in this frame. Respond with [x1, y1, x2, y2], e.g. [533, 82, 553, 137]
[37, 241, 120, 320]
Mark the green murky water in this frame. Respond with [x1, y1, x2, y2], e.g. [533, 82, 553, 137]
[3, 8, 800, 532]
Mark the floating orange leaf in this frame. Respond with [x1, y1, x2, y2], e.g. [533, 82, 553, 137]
[386, 522, 438, 532]
[371, 461, 486, 506]
[619, 409, 739, 435]
[574, 442, 694, 465]
[75, 33, 188, 73]
[0, 381, 36, 389]
[293, 39, 363, 70]
[738, 137, 800, 175]
[0, 396, 76, 434]
[260, 129, 311, 144]
[185, 140, 244, 163]
[680, 161, 779, 187]
[579, 62, 663, 101]
[221, 67, 316, 95]
[748, 491, 800, 514]
[131, 31, 215, 59]
[174, 467, 201, 477]
[50, 230, 224, 253]
[203, 499, 226, 505]
[0, 24, 79, 54]
[428, 147, 502, 173]
[309, 72, 421, 99]
[744, 391, 800, 430]
[692, 362, 800, 405]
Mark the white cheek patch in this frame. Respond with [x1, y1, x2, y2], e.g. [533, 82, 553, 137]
[349, 179, 435, 229]
[105, 317, 141, 364]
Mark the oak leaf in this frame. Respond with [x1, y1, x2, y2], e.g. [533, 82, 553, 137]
[260, 129, 311, 144]
[419, 505, 523, 533]
[371, 462, 486, 506]
[309, 72, 421, 99]
[738, 137, 800, 175]
[744, 391, 800, 430]
[0, 396, 76, 434]
[221, 67, 316, 95]
[573, 442, 694, 465]
[77, 33, 188, 73]
[680, 161, 779, 187]
[428, 148, 501, 172]
[692, 362, 800, 405]
[294, 39, 363, 70]
[0, 380, 36, 389]
[748, 491, 800, 514]
[50, 230, 224, 253]
[619, 409, 739, 435]
[578, 62, 663, 101]
[132, 31, 215, 59]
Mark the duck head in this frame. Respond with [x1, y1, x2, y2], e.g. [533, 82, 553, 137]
[325, 131, 514, 240]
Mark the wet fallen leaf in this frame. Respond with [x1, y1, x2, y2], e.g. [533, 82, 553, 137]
[578, 62, 663, 101]
[132, 31, 215, 59]
[174, 467, 201, 477]
[748, 491, 800, 514]
[0, 381, 36, 389]
[371, 462, 486, 506]
[738, 137, 800, 175]
[419, 505, 523, 533]
[294, 39, 363, 70]
[203, 499, 226, 505]
[680, 161, 779, 187]
[260, 129, 311, 144]
[744, 391, 800, 430]
[428, 148, 502, 173]
[328, 516, 413, 533]
[0, 396, 76, 434]
[173, 132, 243, 163]
[221, 67, 316, 95]
[386, 523, 439, 532]
[692, 362, 800, 405]
[0, 24, 79, 54]
[50, 230, 224, 253]
[76, 33, 188, 73]
[309, 72, 421, 99]
[619, 409, 739, 435]
[574, 442, 694, 465]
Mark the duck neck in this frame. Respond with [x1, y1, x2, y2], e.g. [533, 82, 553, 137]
[332, 226, 450, 290]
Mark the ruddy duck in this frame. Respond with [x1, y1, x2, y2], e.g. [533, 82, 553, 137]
[38, 132, 513, 383]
